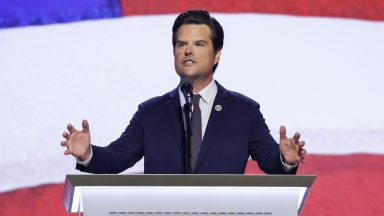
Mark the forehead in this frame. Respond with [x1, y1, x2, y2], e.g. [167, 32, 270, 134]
[176, 24, 212, 41]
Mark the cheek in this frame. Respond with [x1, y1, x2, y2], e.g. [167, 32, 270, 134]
[173, 56, 181, 65]
[174, 51, 183, 61]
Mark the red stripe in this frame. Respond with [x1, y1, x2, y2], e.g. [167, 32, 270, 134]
[1, 154, 383, 216]
[120, 0, 384, 21]
[0, 184, 70, 216]
[246, 154, 384, 215]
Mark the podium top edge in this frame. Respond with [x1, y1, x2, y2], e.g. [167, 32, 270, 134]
[65, 174, 316, 187]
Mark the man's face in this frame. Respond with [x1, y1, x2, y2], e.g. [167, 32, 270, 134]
[174, 24, 221, 82]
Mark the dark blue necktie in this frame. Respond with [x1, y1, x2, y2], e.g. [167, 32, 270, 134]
[190, 94, 202, 171]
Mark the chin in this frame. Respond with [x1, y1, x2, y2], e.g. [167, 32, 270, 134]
[176, 69, 197, 78]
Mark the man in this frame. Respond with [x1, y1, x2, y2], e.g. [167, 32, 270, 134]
[61, 10, 306, 174]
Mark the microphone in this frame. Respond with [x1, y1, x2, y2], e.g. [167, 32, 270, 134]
[180, 78, 193, 109]
[180, 78, 193, 174]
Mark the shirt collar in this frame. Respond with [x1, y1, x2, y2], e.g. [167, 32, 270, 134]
[179, 79, 218, 105]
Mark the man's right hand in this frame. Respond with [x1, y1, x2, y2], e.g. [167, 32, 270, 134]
[61, 119, 91, 161]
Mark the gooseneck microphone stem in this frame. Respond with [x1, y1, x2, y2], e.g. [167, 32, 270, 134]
[183, 102, 192, 174]
[180, 80, 193, 174]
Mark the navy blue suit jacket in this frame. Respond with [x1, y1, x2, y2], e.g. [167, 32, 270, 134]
[77, 82, 297, 174]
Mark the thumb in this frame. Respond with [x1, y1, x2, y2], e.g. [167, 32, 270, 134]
[279, 125, 287, 139]
[82, 119, 90, 133]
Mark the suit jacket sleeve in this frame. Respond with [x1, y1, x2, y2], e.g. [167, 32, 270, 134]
[76, 105, 145, 174]
[248, 102, 297, 174]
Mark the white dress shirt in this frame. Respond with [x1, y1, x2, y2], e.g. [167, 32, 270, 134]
[178, 79, 217, 139]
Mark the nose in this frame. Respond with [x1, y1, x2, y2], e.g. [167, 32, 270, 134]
[184, 45, 193, 56]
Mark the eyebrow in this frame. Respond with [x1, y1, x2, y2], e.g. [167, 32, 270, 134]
[175, 40, 187, 44]
[175, 40, 209, 44]
[195, 40, 208, 44]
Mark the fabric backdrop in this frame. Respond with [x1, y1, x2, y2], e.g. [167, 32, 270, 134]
[0, 0, 383, 215]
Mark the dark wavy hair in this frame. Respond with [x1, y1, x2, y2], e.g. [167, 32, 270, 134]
[172, 10, 224, 72]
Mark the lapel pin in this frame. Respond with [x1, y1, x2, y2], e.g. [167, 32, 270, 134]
[215, 105, 222, 112]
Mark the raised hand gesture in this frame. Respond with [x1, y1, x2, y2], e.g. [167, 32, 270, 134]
[279, 126, 307, 165]
[61, 119, 91, 161]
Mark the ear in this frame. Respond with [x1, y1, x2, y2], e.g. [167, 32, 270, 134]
[214, 49, 221, 65]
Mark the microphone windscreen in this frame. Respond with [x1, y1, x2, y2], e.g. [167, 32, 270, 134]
[180, 77, 193, 93]
[179, 77, 193, 86]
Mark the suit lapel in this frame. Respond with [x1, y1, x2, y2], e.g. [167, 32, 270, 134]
[194, 82, 229, 172]
[166, 88, 184, 153]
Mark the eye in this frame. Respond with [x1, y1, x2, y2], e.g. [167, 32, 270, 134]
[176, 42, 186, 48]
[196, 42, 204, 47]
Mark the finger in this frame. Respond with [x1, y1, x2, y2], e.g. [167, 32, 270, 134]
[298, 141, 305, 147]
[279, 125, 287, 139]
[300, 148, 307, 156]
[82, 119, 90, 133]
[62, 132, 70, 140]
[64, 147, 72, 155]
[61, 141, 68, 147]
[63, 142, 72, 155]
[293, 132, 300, 143]
[67, 123, 76, 134]
[300, 157, 307, 164]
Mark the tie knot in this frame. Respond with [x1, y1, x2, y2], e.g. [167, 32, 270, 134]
[192, 94, 201, 108]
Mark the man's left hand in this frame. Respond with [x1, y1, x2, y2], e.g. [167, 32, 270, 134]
[279, 125, 307, 165]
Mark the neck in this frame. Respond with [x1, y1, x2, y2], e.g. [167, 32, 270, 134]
[192, 76, 213, 93]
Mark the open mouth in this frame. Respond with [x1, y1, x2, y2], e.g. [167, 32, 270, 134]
[183, 59, 196, 65]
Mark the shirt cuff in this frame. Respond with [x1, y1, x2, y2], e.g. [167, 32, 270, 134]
[76, 146, 93, 166]
[280, 154, 298, 172]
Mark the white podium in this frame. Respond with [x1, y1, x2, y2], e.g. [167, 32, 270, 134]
[62, 175, 316, 216]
